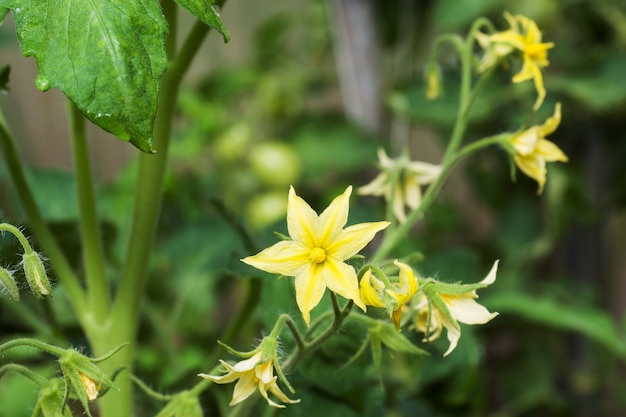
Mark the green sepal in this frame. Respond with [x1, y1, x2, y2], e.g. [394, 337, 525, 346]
[374, 321, 429, 356]
[0, 267, 19, 301]
[154, 391, 204, 417]
[173, 0, 230, 42]
[36, 378, 73, 417]
[423, 284, 460, 331]
[427, 280, 490, 295]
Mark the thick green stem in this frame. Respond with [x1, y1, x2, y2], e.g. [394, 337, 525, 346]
[0, 111, 87, 317]
[67, 100, 110, 322]
[93, 3, 225, 416]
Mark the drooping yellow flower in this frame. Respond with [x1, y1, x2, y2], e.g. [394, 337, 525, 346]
[510, 102, 567, 194]
[199, 352, 299, 408]
[360, 261, 419, 330]
[413, 261, 499, 356]
[358, 149, 441, 224]
[242, 186, 389, 325]
[477, 12, 554, 110]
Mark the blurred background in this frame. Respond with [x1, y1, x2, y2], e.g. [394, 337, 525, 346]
[1, 0, 626, 416]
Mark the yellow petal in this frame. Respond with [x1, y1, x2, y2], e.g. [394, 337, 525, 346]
[318, 186, 351, 248]
[441, 294, 498, 326]
[540, 102, 561, 136]
[287, 186, 319, 248]
[442, 315, 461, 357]
[511, 127, 539, 156]
[403, 175, 421, 211]
[514, 154, 547, 193]
[321, 257, 366, 312]
[241, 240, 310, 276]
[392, 183, 407, 223]
[230, 371, 258, 406]
[358, 172, 388, 196]
[359, 269, 386, 308]
[394, 260, 419, 304]
[536, 139, 568, 162]
[479, 260, 499, 286]
[325, 221, 390, 260]
[294, 263, 327, 325]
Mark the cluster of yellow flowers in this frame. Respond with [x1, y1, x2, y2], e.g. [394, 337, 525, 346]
[203, 186, 498, 407]
[200, 11, 567, 411]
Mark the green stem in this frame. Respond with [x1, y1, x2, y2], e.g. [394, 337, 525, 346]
[0, 111, 87, 317]
[67, 100, 110, 322]
[0, 337, 65, 357]
[0, 363, 48, 387]
[0, 222, 33, 252]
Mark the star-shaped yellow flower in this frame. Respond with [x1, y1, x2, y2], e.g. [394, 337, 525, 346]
[510, 102, 568, 194]
[476, 12, 554, 110]
[413, 261, 499, 356]
[359, 149, 441, 224]
[199, 352, 299, 408]
[242, 186, 389, 325]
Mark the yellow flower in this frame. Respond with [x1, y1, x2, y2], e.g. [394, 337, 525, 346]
[199, 352, 299, 408]
[477, 12, 554, 110]
[425, 63, 442, 100]
[360, 261, 419, 330]
[242, 186, 389, 325]
[510, 102, 567, 194]
[413, 261, 499, 356]
[358, 149, 441, 223]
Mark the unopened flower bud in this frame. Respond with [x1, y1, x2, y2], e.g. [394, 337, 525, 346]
[22, 252, 52, 298]
[0, 267, 20, 301]
[425, 63, 442, 100]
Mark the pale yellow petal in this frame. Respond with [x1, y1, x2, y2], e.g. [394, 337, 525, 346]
[407, 161, 442, 184]
[377, 148, 394, 169]
[267, 382, 300, 405]
[540, 102, 561, 136]
[242, 240, 310, 276]
[479, 260, 499, 285]
[512, 55, 535, 84]
[442, 294, 498, 325]
[442, 315, 461, 357]
[321, 257, 366, 311]
[403, 175, 421, 211]
[514, 154, 546, 193]
[536, 139, 568, 162]
[318, 186, 351, 248]
[358, 172, 388, 196]
[287, 186, 319, 248]
[294, 263, 327, 325]
[230, 371, 258, 406]
[529, 62, 546, 111]
[392, 183, 407, 223]
[255, 361, 274, 384]
[511, 127, 539, 156]
[325, 221, 389, 260]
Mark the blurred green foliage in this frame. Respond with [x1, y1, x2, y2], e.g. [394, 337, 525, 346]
[2, 0, 626, 416]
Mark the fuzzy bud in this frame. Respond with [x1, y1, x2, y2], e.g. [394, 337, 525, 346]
[0, 267, 20, 301]
[22, 252, 52, 298]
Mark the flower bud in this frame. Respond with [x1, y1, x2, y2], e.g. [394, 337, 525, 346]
[22, 252, 52, 298]
[425, 62, 442, 100]
[0, 267, 20, 301]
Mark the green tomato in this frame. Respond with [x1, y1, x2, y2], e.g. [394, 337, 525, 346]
[214, 123, 251, 162]
[248, 141, 301, 187]
[246, 191, 288, 230]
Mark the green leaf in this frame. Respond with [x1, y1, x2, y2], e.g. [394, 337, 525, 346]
[174, 0, 230, 42]
[485, 292, 626, 358]
[1, 1, 168, 152]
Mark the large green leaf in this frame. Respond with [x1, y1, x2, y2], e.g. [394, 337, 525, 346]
[1, 0, 168, 152]
[174, 0, 230, 42]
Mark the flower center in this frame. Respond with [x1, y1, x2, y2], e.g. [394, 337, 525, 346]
[309, 247, 326, 264]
